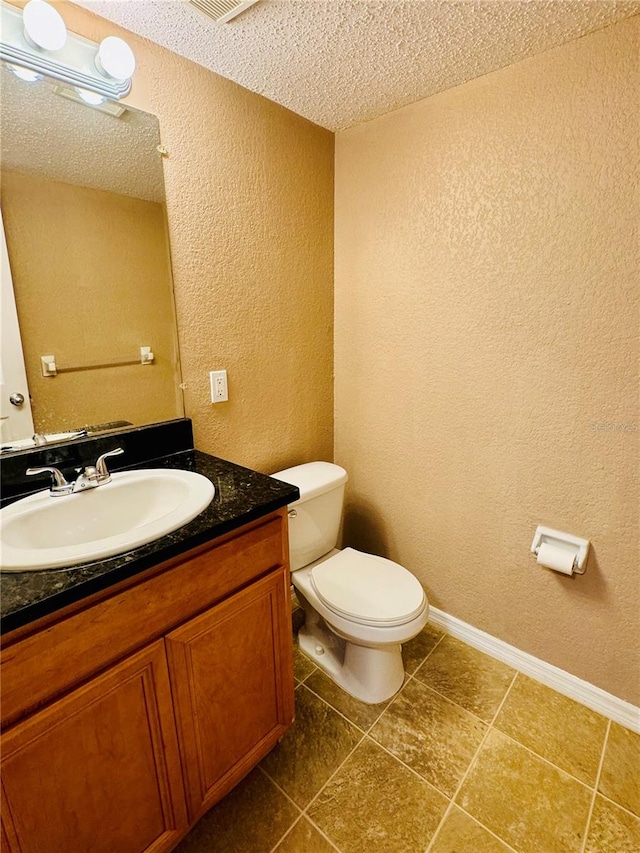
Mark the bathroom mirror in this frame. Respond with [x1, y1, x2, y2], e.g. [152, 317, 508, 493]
[0, 65, 184, 450]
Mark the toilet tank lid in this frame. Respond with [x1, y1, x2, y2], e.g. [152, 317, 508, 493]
[271, 461, 348, 504]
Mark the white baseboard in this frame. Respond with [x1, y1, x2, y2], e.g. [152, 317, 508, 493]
[428, 607, 640, 734]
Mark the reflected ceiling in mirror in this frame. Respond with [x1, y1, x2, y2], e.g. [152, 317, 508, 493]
[1, 68, 162, 201]
[0, 66, 184, 451]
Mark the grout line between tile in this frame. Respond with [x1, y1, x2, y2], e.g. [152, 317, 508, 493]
[481, 670, 609, 792]
[361, 730, 455, 796]
[407, 675, 499, 729]
[293, 646, 318, 684]
[362, 701, 393, 733]
[268, 811, 344, 853]
[487, 725, 598, 792]
[409, 631, 446, 678]
[268, 815, 304, 853]
[298, 669, 317, 684]
[298, 815, 347, 852]
[298, 679, 387, 736]
[424, 669, 519, 853]
[255, 767, 338, 853]
[445, 805, 521, 853]
[595, 791, 640, 821]
[269, 679, 369, 839]
[287, 672, 455, 850]
[579, 717, 611, 853]
[257, 764, 305, 815]
[299, 728, 368, 813]
[299, 639, 491, 801]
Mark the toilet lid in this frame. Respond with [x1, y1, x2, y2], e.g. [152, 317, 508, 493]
[310, 548, 426, 627]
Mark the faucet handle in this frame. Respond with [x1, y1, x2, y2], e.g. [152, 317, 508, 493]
[95, 447, 125, 481]
[26, 466, 72, 495]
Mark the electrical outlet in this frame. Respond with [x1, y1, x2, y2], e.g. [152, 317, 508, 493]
[209, 370, 228, 403]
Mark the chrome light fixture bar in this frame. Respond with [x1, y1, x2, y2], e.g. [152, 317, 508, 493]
[0, 0, 135, 100]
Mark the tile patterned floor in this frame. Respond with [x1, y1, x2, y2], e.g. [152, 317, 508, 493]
[176, 616, 640, 853]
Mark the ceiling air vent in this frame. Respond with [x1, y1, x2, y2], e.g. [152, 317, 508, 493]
[188, 0, 260, 25]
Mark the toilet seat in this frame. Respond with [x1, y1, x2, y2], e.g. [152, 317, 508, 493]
[310, 547, 426, 628]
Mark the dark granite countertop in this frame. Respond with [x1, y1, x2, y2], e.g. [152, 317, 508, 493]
[1, 449, 299, 635]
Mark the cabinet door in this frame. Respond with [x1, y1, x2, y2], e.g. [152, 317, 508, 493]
[1, 641, 188, 853]
[166, 568, 295, 820]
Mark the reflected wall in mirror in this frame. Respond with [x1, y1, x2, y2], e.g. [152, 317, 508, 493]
[0, 65, 184, 448]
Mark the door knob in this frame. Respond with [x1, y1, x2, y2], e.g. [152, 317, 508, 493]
[9, 392, 25, 407]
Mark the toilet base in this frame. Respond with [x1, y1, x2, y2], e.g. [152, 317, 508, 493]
[298, 621, 405, 705]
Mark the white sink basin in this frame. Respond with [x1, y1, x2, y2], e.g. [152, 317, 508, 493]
[0, 469, 215, 572]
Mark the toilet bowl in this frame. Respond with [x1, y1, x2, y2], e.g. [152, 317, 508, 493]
[271, 462, 428, 704]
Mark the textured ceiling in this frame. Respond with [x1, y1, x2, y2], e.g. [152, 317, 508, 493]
[0, 66, 165, 201]
[76, 0, 640, 131]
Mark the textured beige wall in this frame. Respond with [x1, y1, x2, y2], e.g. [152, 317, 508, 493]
[2, 170, 180, 433]
[335, 19, 639, 703]
[60, 1, 334, 471]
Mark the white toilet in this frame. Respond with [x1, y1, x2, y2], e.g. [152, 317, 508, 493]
[272, 461, 429, 704]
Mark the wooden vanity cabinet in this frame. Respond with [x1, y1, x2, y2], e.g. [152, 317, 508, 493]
[167, 569, 293, 821]
[0, 509, 295, 853]
[1, 641, 187, 853]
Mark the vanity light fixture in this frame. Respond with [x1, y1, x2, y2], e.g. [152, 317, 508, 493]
[95, 36, 136, 83]
[0, 0, 136, 101]
[22, 0, 67, 52]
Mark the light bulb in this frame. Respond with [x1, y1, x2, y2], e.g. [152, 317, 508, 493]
[23, 0, 67, 52]
[7, 64, 42, 82]
[96, 37, 136, 82]
[75, 88, 106, 106]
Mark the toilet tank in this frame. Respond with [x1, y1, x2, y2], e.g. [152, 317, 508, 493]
[271, 462, 348, 571]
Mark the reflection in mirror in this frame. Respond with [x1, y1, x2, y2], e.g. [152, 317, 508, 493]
[0, 65, 184, 451]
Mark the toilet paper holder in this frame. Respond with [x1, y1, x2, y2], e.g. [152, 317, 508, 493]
[530, 526, 590, 575]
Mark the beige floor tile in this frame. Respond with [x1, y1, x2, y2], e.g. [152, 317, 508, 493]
[304, 668, 392, 730]
[369, 677, 487, 796]
[402, 623, 444, 674]
[293, 644, 316, 683]
[598, 723, 640, 817]
[494, 674, 607, 785]
[458, 729, 592, 853]
[274, 817, 338, 852]
[174, 768, 299, 853]
[584, 795, 640, 853]
[308, 737, 448, 853]
[429, 806, 514, 853]
[260, 684, 362, 807]
[414, 635, 515, 722]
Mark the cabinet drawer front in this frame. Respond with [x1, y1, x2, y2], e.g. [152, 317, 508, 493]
[166, 567, 295, 820]
[1, 513, 286, 726]
[1, 641, 188, 853]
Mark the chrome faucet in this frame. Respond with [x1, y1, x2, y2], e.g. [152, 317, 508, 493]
[94, 448, 125, 480]
[25, 465, 72, 495]
[72, 448, 124, 492]
[26, 447, 125, 497]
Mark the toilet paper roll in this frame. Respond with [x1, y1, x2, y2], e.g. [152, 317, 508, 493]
[537, 543, 575, 575]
